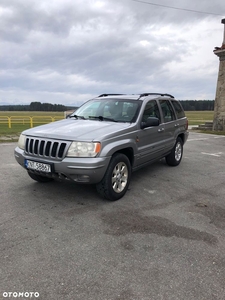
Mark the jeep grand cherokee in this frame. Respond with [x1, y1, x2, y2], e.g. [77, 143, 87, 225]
[15, 93, 189, 201]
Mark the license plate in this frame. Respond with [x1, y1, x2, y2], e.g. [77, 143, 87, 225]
[25, 160, 52, 173]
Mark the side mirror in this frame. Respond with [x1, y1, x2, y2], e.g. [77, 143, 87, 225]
[141, 117, 160, 129]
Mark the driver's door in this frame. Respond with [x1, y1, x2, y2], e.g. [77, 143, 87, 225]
[135, 100, 166, 166]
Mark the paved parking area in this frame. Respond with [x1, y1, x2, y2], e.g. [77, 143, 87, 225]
[1, 132, 225, 300]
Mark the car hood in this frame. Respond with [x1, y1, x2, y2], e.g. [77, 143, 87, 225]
[23, 119, 133, 141]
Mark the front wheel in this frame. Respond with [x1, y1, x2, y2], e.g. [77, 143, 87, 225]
[166, 137, 183, 166]
[96, 153, 131, 201]
[27, 171, 54, 183]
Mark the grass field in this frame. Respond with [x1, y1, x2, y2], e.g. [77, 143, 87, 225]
[0, 110, 215, 137]
[0, 111, 64, 117]
[185, 111, 214, 125]
[0, 111, 65, 135]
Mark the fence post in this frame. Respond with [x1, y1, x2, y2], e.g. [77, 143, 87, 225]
[30, 117, 33, 128]
[9, 117, 11, 128]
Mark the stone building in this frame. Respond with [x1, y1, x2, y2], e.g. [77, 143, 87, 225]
[213, 19, 225, 131]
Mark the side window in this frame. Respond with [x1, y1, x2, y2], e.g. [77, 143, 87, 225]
[159, 100, 176, 123]
[142, 100, 160, 122]
[171, 100, 185, 119]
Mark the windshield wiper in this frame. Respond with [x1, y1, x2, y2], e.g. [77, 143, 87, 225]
[69, 114, 86, 120]
[88, 116, 118, 122]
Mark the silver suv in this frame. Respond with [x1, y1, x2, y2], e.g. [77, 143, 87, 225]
[15, 93, 189, 201]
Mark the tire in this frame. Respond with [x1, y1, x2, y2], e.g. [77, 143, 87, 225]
[166, 137, 183, 166]
[27, 171, 54, 183]
[96, 153, 131, 201]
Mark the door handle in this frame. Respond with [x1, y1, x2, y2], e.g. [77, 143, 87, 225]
[174, 123, 179, 127]
[158, 128, 165, 132]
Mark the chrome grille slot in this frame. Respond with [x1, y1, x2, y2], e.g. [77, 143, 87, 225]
[45, 141, 51, 156]
[29, 139, 34, 153]
[25, 137, 69, 160]
[40, 141, 44, 155]
[34, 140, 39, 155]
[51, 142, 58, 157]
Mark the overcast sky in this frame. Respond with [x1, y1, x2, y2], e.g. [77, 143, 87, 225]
[0, 0, 225, 106]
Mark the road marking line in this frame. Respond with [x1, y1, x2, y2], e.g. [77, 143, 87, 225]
[144, 189, 156, 194]
[214, 136, 225, 139]
[188, 138, 209, 142]
[201, 152, 223, 157]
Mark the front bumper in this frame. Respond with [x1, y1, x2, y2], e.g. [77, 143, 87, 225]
[14, 147, 111, 184]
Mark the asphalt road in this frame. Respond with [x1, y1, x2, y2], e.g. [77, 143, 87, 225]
[1, 131, 225, 300]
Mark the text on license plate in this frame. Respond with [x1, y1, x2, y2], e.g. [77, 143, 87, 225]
[25, 160, 52, 173]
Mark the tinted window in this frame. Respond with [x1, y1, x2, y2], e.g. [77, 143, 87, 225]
[142, 100, 160, 122]
[171, 100, 185, 119]
[159, 100, 176, 123]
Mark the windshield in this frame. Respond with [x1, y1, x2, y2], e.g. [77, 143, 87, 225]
[71, 99, 141, 123]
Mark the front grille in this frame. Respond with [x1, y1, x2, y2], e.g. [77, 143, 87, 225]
[25, 137, 70, 160]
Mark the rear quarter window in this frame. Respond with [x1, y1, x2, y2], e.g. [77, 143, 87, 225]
[171, 100, 185, 119]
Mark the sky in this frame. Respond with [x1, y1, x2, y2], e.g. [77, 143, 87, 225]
[0, 0, 225, 107]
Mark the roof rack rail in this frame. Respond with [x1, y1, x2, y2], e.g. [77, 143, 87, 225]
[98, 93, 125, 97]
[139, 93, 174, 99]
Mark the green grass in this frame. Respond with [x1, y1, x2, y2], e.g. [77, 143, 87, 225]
[198, 130, 225, 135]
[185, 111, 213, 125]
[0, 111, 64, 135]
[0, 111, 64, 117]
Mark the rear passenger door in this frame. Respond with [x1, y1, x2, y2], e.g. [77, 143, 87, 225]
[158, 99, 177, 151]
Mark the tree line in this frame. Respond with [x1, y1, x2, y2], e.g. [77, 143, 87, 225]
[0, 100, 214, 111]
[179, 100, 214, 111]
[0, 102, 77, 111]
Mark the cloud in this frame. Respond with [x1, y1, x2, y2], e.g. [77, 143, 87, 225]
[0, 0, 224, 105]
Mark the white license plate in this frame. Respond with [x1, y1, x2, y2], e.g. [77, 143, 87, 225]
[25, 160, 52, 173]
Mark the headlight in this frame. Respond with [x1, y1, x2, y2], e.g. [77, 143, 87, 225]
[18, 134, 26, 150]
[67, 142, 101, 157]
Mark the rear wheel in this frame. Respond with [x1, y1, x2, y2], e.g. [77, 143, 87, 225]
[166, 137, 183, 166]
[27, 171, 54, 183]
[96, 153, 131, 201]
